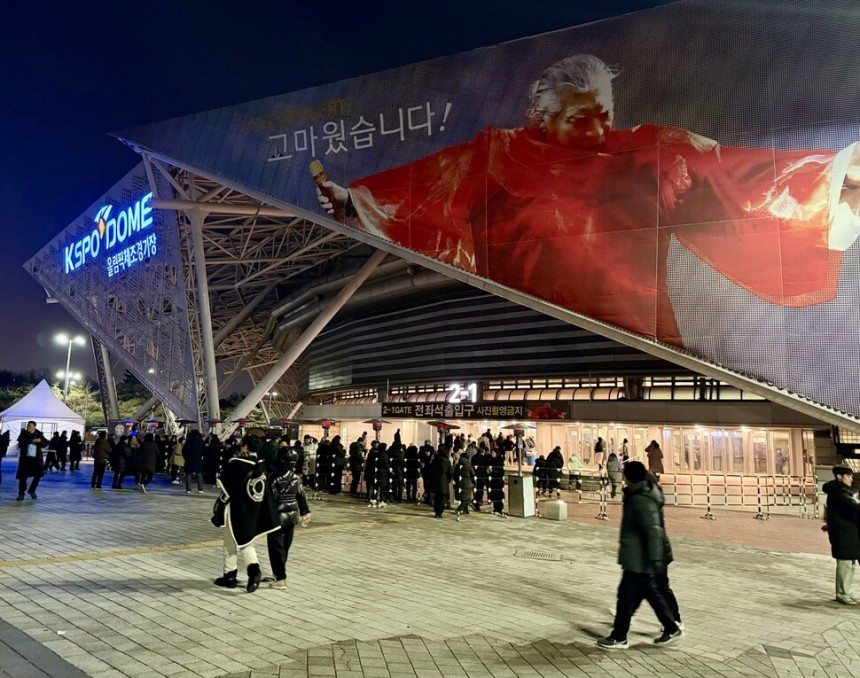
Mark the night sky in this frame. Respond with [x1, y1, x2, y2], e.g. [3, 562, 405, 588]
[0, 0, 672, 380]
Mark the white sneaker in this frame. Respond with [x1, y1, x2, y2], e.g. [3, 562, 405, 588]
[185, 490, 191, 495]
[171, 480, 180, 485]
[378, 502, 386, 508]
[140, 485, 146, 494]
[197, 490, 205, 494]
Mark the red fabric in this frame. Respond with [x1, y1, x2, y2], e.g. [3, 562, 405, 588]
[350, 125, 840, 347]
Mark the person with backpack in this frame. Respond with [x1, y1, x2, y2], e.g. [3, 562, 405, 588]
[266, 445, 311, 590]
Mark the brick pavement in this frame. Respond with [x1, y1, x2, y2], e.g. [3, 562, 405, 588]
[0, 457, 855, 678]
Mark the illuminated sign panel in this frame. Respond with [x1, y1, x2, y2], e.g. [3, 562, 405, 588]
[63, 191, 155, 274]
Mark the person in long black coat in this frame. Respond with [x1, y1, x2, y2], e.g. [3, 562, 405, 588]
[111, 436, 131, 489]
[488, 448, 506, 516]
[329, 435, 346, 494]
[428, 446, 453, 518]
[203, 435, 222, 485]
[389, 443, 405, 503]
[373, 443, 391, 506]
[533, 455, 548, 495]
[68, 430, 83, 471]
[314, 441, 335, 494]
[404, 444, 422, 503]
[348, 440, 364, 497]
[418, 440, 435, 505]
[453, 452, 475, 518]
[16, 421, 45, 500]
[472, 444, 490, 510]
[137, 433, 159, 492]
[183, 429, 206, 493]
[823, 466, 860, 604]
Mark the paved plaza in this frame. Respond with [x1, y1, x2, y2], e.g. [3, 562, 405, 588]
[0, 458, 857, 678]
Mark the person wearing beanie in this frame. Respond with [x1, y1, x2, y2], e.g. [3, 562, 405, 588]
[598, 461, 683, 649]
[822, 465, 860, 604]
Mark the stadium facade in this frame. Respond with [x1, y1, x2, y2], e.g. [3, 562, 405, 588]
[25, 0, 860, 507]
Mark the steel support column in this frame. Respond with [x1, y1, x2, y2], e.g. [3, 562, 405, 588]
[100, 342, 120, 420]
[225, 249, 386, 431]
[189, 207, 221, 423]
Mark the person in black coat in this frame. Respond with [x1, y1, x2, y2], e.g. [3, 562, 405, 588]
[16, 421, 45, 500]
[404, 444, 422, 503]
[137, 433, 159, 493]
[471, 444, 490, 510]
[314, 441, 335, 494]
[44, 432, 61, 473]
[372, 443, 391, 506]
[533, 455, 548, 495]
[111, 436, 131, 489]
[348, 440, 364, 497]
[266, 446, 311, 589]
[68, 430, 83, 471]
[329, 435, 346, 494]
[183, 429, 206, 493]
[823, 465, 860, 605]
[546, 446, 565, 498]
[418, 440, 435, 505]
[428, 446, 453, 518]
[203, 435, 222, 485]
[488, 448, 506, 516]
[57, 431, 69, 471]
[389, 443, 405, 503]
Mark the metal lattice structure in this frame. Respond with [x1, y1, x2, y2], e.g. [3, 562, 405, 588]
[139, 155, 358, 421]
[25, 163, 198, 421]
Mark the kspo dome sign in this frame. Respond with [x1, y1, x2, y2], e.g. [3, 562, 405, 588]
[63, 191, 155, 274]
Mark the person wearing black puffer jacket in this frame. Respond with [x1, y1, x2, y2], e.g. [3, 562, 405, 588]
[348, 440, 364, 497]
[266, 446, 311, 590]
[404, 444, 422, 503]
[822, 465, 860, 605]
[598, 461, 682, 650]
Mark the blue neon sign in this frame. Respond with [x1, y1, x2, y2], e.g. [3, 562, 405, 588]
[63, 192, 154, 274]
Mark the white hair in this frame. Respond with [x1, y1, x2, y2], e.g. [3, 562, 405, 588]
[527, 54, 618, 129]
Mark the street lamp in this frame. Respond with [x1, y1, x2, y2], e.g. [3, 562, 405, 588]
[55, 334, 85, 403]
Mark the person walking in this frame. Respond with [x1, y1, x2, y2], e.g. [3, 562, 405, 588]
[44, 432, 61, 473]
[183, 430, 205, 494]
[597, 461, 683, 649]
[68, 430, 83, 471]
[137, 433, 159, 493]
[266, 446, 311, 590]
[110, 435, 131, 489]
[389, 443, 405, 504]
[211, 436, 279, 592]
[16, 421, 45, 500]
[91, 430, 110, 489]
[170, 437, 185, 484]
[822, 465, 860, 605]
[428, 446, 452, 518]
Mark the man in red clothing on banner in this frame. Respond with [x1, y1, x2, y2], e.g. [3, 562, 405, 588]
[316, 54, 860, 347]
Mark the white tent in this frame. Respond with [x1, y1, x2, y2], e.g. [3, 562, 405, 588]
[0, 380, 86, 450]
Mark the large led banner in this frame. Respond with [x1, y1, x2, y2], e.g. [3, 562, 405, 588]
[116, 0, 860, 416]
